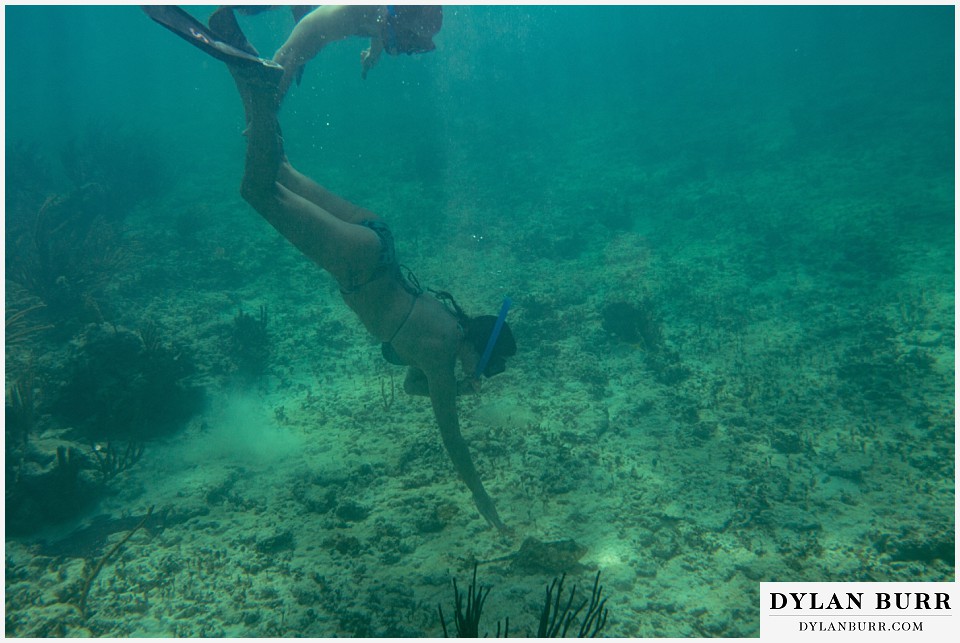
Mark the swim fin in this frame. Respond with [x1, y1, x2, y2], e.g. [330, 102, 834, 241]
[208, 6, 260, 57]
[141, 5, 279, 70]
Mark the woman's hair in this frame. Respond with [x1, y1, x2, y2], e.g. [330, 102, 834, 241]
[433, 290, 516, 377]
[465, 315, 516, 377]
[388, 5, 443, 54]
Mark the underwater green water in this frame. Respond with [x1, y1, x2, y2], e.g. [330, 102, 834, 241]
[5, 4, 954, 638]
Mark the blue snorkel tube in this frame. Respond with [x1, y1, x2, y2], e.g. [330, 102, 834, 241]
[475, 297, 512, 378]
[384, 5, 399, 54]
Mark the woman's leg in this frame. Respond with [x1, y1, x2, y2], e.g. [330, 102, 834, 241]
[229, 65, 381, 284]
[277, 163, 380, 225]
[144, 7, 382, 284]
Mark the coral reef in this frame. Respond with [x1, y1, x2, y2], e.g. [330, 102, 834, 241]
[438, 565, 609, 638]
[54, 324, 205, 441]
[5, 373, 38, 489]
[5, 446, 103, 536]
[537, 571, 608, 638]
[59, 122, 168, 218]
[438, 564, 502, 638]
[230, 305, 271, 382]
[5, 122, 166, 332]
[91, 441, 146, 484]
[601, 299, 663, 350]
[74, 506, 155, 619]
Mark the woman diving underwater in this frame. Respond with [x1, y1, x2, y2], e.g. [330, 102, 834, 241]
[142, 6, 515, 532]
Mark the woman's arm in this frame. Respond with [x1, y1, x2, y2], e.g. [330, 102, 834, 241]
[360, 37, 385, 80]
[427, 370, 507, 531]
[273, 5, 381, 93]
[405, 366, 482, 397]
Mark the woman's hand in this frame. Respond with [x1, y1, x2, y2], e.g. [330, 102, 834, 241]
[271, 48, 303, 99]
[456, 376, 482, 396]
[360, 38, 384, 79]
[472, 489, 508, 533]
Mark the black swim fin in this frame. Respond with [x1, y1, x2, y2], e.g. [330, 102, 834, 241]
[208, 6, 260, 57]
[141, 5, 277, 70]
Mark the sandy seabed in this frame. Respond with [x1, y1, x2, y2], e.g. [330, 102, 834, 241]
[5, 101, 954, 638]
